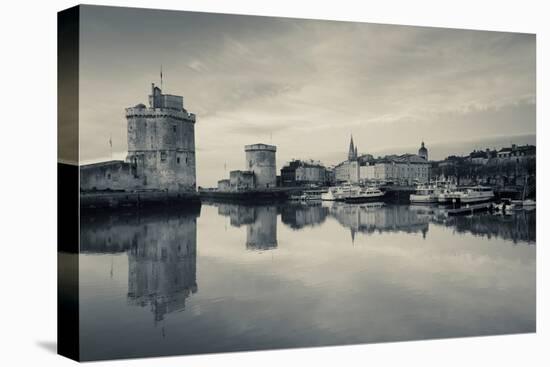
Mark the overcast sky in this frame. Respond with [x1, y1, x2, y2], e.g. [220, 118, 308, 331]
[79, 5, 536, 187]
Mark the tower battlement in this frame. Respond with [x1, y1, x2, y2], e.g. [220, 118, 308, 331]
[245, 143, 277, 152]
[125, 107, 196, 122]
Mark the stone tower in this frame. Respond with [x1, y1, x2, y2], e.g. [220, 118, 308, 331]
[245, 143, 277, 189]
[125, 83, 197, 191]
[418, 141, 428, 161]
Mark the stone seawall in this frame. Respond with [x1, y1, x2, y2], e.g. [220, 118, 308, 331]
[199, 189, 290, 203]
[80, 190, 201, 210]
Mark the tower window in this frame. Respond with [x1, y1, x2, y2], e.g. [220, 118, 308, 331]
[177, 157, 180, 164]
[173, 125, 177, 132]
[160, 151, 167, 162]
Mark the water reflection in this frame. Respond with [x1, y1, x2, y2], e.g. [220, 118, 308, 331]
[281, 202, 329, 229]
[431, 210, 536, 244]
[215, 203, 278, 250]
[278, 201, 535, 245]
[80, 208, 199, 322]
[77, 202, 535, 361]
[325, 202, 430, 240]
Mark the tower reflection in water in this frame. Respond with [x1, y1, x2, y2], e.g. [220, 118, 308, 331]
[281, 202, 329, 229]
[215, 203, 278, 250]
[80, 207, 200, 322]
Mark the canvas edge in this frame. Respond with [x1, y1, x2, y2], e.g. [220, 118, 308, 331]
[57, 4, 81, 362]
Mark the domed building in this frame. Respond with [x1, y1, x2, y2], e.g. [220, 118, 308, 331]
[418, 141, 428, 161]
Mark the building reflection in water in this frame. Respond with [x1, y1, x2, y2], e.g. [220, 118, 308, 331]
[80, 207, 200, 323]
[430, 209, 536, 244]
[215, 203, 278, 250]
[326, 202, 430, 241]
[280, 202, 329, 229]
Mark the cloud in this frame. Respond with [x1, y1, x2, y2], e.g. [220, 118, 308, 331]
[78, 6, 535, 186]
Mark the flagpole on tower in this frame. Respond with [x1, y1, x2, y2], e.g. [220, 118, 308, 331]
[160, 65, 163, 90]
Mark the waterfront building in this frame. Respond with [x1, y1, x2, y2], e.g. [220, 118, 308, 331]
[217, 179, 230, 191]
[468, 149, 497, 165]
[496, 144, 536, 162]
[335, 137, 429, 185]
[360, 154, 430, 185]
[280, 159, 327, 187]
[229, 170, 255, 191]
[80, 83, 197, 192]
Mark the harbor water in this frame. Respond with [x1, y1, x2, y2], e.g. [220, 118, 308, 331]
[75, 202, 536, 360]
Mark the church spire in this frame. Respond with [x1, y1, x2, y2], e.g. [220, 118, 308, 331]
[348, 135, 356, 161]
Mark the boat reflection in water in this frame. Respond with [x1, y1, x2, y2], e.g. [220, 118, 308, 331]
[431, 209, 536, 244]
[77, 202, 535, 360]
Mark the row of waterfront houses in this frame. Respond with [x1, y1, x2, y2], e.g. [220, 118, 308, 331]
[280, 138, 536, 188]
[280, 137, 431, 187]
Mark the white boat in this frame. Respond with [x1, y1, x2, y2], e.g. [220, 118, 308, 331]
[290, 189, 325, 201]
[345, 187, 385, 203]
[410, 184, 438, 204]
[321, 184, 384, 202]
[321, 184, 361, 201]
[410, 181, 455, 204]
[439, 185, 494, 205]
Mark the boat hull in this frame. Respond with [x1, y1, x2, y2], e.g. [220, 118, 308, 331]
[344, 194, 385, 203]
[410, 195, 438, 204]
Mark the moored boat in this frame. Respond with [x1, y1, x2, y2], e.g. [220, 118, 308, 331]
[321, 184, 361, 201]
[344, 187, 385, 203]
[438, 185, 495, 205]
[290, 189, 326, 201]
[410, 181, 455, 204]
[321, 184, 384, 202]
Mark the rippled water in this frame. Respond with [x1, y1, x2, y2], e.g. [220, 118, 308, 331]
[74, 202, 535, 361]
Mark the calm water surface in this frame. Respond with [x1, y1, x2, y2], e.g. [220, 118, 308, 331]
[76, 202, 535, 360]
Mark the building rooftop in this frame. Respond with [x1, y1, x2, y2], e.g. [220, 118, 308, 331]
[282, 159, 325, 169]
[245, 143, 277, 152]
[372, 154, 429, 164]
